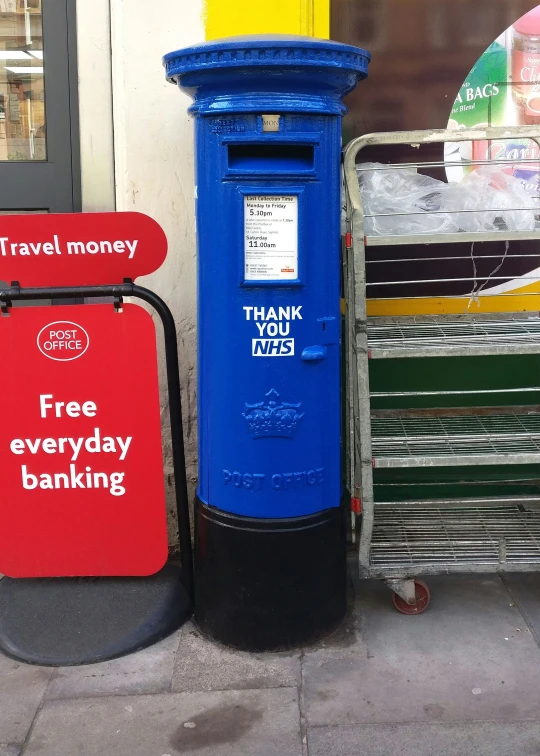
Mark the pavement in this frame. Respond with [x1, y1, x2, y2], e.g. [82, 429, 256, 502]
[4, 572, 540, 754]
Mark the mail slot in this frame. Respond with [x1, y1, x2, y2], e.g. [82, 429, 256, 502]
[228, 143, 315, 171]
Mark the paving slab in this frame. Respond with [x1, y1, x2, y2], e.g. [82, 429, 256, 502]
[502, 573, 540, 645]
[308, 722, 540, 756]
[0, 653, 52, 743]
[0, 747, 21, 756]
[24, 688, 302, 756]
[304, 575, 540, 725]
[48, 628, 182, 699]
[303, 604, 368, 664]
[172, 622, 301, 692]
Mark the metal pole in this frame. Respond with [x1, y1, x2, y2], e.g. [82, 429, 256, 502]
[133, 285, 195, 603]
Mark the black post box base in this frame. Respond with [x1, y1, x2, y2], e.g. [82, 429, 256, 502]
[194, 499, 347, 652]
[0, 562, 192, 666]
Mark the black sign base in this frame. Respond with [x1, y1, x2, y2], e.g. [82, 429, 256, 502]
[0, 562, 192, 666]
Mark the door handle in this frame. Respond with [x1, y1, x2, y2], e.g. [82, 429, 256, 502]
[301, 345, 327, 361]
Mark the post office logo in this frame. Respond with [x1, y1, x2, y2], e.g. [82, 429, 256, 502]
[37, 321, 90, 362]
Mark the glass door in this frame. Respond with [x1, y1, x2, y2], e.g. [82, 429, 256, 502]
[0, 0, 78, 212]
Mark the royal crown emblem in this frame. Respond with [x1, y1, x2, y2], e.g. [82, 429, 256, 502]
[243, 389, 304, 439]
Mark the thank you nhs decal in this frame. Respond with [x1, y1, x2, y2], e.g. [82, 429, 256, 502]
[243, 305, 302, 356]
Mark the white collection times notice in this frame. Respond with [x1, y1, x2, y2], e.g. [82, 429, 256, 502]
[244, 195, 298, 281]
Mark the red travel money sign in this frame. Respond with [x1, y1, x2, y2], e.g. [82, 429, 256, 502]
[0, 212, 167, 287]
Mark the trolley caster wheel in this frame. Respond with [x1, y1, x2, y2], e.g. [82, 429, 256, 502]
[392, 580, 430, 615]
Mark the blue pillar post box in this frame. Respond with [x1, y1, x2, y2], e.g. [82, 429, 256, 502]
[164, 35, 370, 651]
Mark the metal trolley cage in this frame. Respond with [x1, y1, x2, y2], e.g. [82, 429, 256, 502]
[343, 126, 540, 612]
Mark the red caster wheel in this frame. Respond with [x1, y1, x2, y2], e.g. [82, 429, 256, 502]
[392, 580, 430, 615]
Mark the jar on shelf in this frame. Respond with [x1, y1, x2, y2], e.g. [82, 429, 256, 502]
[513, 6, 540, 124]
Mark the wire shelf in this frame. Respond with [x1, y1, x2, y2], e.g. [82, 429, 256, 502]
[367, 314, 540, 358]
[369, 505, 540, 575]
[372, 412, 540, 467]
[364, 229, 540, 247]
[344, 127, 540, 582]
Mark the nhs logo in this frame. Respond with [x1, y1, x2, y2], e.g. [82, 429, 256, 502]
[252, 339, 295, 357]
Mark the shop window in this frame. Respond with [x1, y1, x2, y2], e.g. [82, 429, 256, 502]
[459, 3, 508, 47]
[0, 0, 79, 212]
[0, 0, 45, 161]
[369, 99, 405, 132]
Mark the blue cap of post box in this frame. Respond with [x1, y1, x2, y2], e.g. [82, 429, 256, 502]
[163, 34, 370, 115]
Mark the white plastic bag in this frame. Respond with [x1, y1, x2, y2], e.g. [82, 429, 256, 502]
[357, 163, 459, 235]
[459, 167, 537, 232]
[357, 162, 537, 236]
